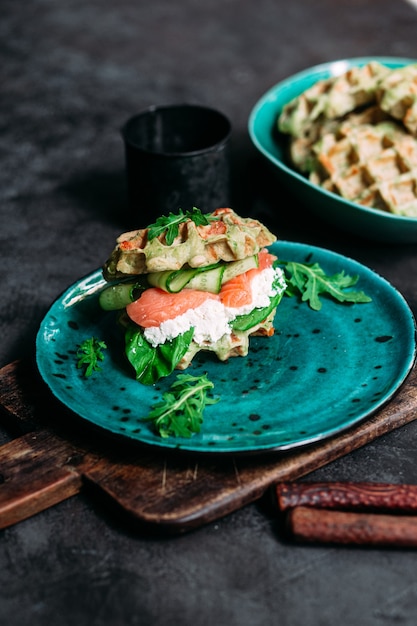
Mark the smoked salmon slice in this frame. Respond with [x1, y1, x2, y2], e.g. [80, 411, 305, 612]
[219, 271, 253, 307]
[126, 288, 219, 328]
[126, 248, 276, 328]
[219, 249, 275, 308]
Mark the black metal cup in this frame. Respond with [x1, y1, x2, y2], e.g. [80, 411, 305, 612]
[122, 104, 232, 224]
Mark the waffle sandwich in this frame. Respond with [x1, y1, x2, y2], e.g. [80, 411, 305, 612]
[100, 208, 286, 384]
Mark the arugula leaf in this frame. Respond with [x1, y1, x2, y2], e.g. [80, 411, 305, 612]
[76, 337, 107, 377]
[145, 373, 218, 438]
[278, 260, 372, 311]
[147, 207, 217, 245]
[125, 324, 194, 385]
[232, 277, 286, 332]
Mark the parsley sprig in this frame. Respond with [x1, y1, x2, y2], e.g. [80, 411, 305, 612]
[76, 337, 108, 377]
[279, 260, 372, 311]
[145, 373, 219, 438]
[147, 207, 218, 245]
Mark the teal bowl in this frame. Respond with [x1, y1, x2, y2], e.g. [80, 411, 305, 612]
[248, 57, 417, 243]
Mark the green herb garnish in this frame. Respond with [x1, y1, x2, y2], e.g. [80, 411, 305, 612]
[147, 207, 218, 245]
[278, 260, 372, 311]
[76, 337, 108, 377]
[145, 373, 219, 438]
[125, 325, 194, 386]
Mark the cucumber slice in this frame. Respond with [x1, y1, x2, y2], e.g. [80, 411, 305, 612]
[185, 255, 258, 292]
[147, 254, 259, 294]
[147, 263, 220, 293]
[221, 255, 258, 283]
[147, 268, 200, 292]
[187, 265, 225, 293]
[99, 282, 145, 310]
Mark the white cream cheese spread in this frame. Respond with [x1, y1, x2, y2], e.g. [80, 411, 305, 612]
[143, 266, 286, 348]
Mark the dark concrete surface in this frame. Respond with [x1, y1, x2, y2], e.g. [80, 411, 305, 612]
[2, 1, 417, 624]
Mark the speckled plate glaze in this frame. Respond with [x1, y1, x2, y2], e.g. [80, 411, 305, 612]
[36, 242, 416, 454]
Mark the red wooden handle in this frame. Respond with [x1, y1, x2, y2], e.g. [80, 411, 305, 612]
[276, 481, 417, 513]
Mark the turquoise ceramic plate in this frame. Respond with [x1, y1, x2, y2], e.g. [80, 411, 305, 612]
[248, 57, 417, 243]
[36, 242, 416, 454]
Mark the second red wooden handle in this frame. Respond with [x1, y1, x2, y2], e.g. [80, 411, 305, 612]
[288, 506, 417, 547]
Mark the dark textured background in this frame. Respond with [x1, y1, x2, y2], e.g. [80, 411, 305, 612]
[2, 1, 417, 625]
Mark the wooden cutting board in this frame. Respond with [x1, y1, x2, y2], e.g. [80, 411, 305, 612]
[0, 358, 416, 534]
